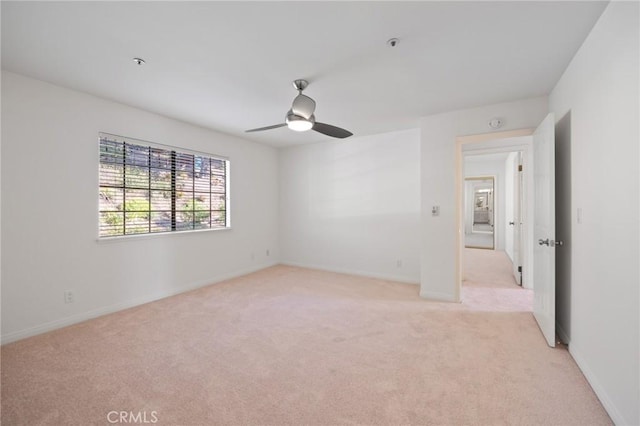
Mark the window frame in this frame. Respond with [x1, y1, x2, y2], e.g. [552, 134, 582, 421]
[98, 132, 231, 240]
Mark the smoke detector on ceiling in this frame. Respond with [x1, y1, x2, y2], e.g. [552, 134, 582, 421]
[133, 57, 146, 66]
[488, 118, 503, 129]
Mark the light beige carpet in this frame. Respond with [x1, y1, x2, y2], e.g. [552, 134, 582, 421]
[1, 255, 611, 425]
[462, 248, 533, 312]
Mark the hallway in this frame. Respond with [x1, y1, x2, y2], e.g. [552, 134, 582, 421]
[462, 248, 532, 312]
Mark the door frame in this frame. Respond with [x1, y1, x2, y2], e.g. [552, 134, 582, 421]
[510, 151, 525, 285]
[454, 129, 534, 302]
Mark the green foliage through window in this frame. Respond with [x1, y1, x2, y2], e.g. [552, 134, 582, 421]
[99, 133, 229, 237]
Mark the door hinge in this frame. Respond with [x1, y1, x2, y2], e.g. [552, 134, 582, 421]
[518, 165, 523, 172]
[518, 266, 523, 286]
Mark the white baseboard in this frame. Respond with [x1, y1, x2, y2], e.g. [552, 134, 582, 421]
[280, 260, 419, 285]
[568, 340, 628, 425]
[419, 290, 458, 302]
[1, 262, 278, 345]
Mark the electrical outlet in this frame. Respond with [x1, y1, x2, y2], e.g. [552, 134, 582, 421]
[266, 249, 270, 257]
[64, 290, 74, 304]
[396, 259, 403, 268]
[251, 252, 255, 261]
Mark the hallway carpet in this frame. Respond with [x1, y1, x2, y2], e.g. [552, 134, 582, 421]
[1, 263, 610, 425]
[462, 248, 533, 312]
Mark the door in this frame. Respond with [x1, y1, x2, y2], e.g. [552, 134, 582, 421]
[533, 113, 556, 347]
[512, 153, 523, 285]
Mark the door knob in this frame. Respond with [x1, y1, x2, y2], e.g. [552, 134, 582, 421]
[538, 238, 563, 247]
[509, 221, 515, 226]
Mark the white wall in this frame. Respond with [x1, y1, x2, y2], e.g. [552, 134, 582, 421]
[1, 72, 280, 343]
[0, 67, 2, 344]
[279, 128, 421, 283]
[420, 97, 548, 301]
[548, 2, 639, 424]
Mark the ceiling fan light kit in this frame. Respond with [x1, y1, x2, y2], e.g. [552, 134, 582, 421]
[286, 112, 314, 131]
[246, 79, 353, 139]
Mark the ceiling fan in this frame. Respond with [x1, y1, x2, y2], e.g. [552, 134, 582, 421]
[246, 79, 353, 139]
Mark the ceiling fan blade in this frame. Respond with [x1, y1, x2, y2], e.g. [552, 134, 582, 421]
[291, 94, 316, 119]
[312, 122, 353, 139]
[245, 123, 286, 133]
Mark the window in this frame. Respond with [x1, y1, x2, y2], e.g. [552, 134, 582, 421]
[99, 133, 229, 237]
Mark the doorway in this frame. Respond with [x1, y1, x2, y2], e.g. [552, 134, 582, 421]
[458, 140, 533, 316]
[455, 115, 557, 347]
[455, 131, 535, 301]
[464, 176, 495, 250]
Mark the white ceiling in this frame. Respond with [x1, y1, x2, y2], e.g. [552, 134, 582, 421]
[1, 1, 607, 148]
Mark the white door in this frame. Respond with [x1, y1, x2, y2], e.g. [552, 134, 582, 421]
[512, 153, 523, 285]
[533, 113, 556, 347]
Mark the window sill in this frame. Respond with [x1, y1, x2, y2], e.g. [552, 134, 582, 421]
[96, 226, 231, 244]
